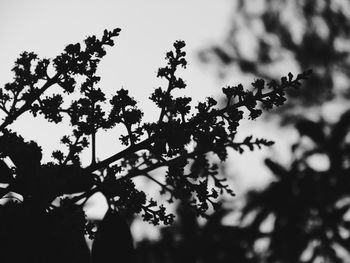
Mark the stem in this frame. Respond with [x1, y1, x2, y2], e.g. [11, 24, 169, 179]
[157, 54, 180, 124]
[0, 73, 60, 131]
[70, 186, 99, 204]
[143, 173, 174, 194]
[63, 134, 81, 165]
[84, 136, 153, 173]
[91, 130, 96, 165]
[0, 104, 9, 115]
[91, 100, 97, 165]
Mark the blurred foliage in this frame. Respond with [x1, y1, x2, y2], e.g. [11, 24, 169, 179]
[135, 109, 350, 263]
[135, 201, 257, 263]
[0, 28, 309, 262]
[236, 108, 350, 263]
[200, 0, 350, 121]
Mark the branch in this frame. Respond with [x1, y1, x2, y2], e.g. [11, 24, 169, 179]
[0, 73, 60, 131]
[84, 72, 308, 175]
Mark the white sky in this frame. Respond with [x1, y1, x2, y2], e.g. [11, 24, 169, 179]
[0, 0, 297, 240]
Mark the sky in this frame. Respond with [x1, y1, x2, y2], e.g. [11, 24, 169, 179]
[0, 0, 297, 240]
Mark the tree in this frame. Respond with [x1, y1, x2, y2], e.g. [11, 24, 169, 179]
[232, 109, 350, 263]
[0, 28, 310, 262]
[200, 0, 350, 121]
[135, 109, 350, 263]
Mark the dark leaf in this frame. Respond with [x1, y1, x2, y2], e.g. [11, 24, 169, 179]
[0, 160, 13, 183]
[330, 109, 350, 146]
[91, 209, 134, 263]
[295, 119, 326, 145]
[264, 158, 288, 179]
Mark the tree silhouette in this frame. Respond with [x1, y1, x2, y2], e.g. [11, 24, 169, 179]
[0, 28, 310, 262]
[135, 109, 350, 263]
[235, 109, 350, 263]
[200, 0, 350, 121]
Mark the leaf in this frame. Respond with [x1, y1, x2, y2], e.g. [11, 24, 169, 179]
[91, 209, 134, 263]
[0, 159, 13, 183]
[330, 109, 350, 146]
[295, 119, 325, 145]
[264, 158, 288, 179]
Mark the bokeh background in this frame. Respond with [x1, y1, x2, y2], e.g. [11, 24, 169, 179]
[1, 0, 350, 262]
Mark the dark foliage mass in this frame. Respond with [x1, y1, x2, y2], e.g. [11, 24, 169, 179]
[200, 0, 350, 121]
[237, 109, 350, 263]
[135, 110, 350, 263]
[0, 28, 309, 262]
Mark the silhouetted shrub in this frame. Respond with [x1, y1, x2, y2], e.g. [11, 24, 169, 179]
[0, 28, 310, 262]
